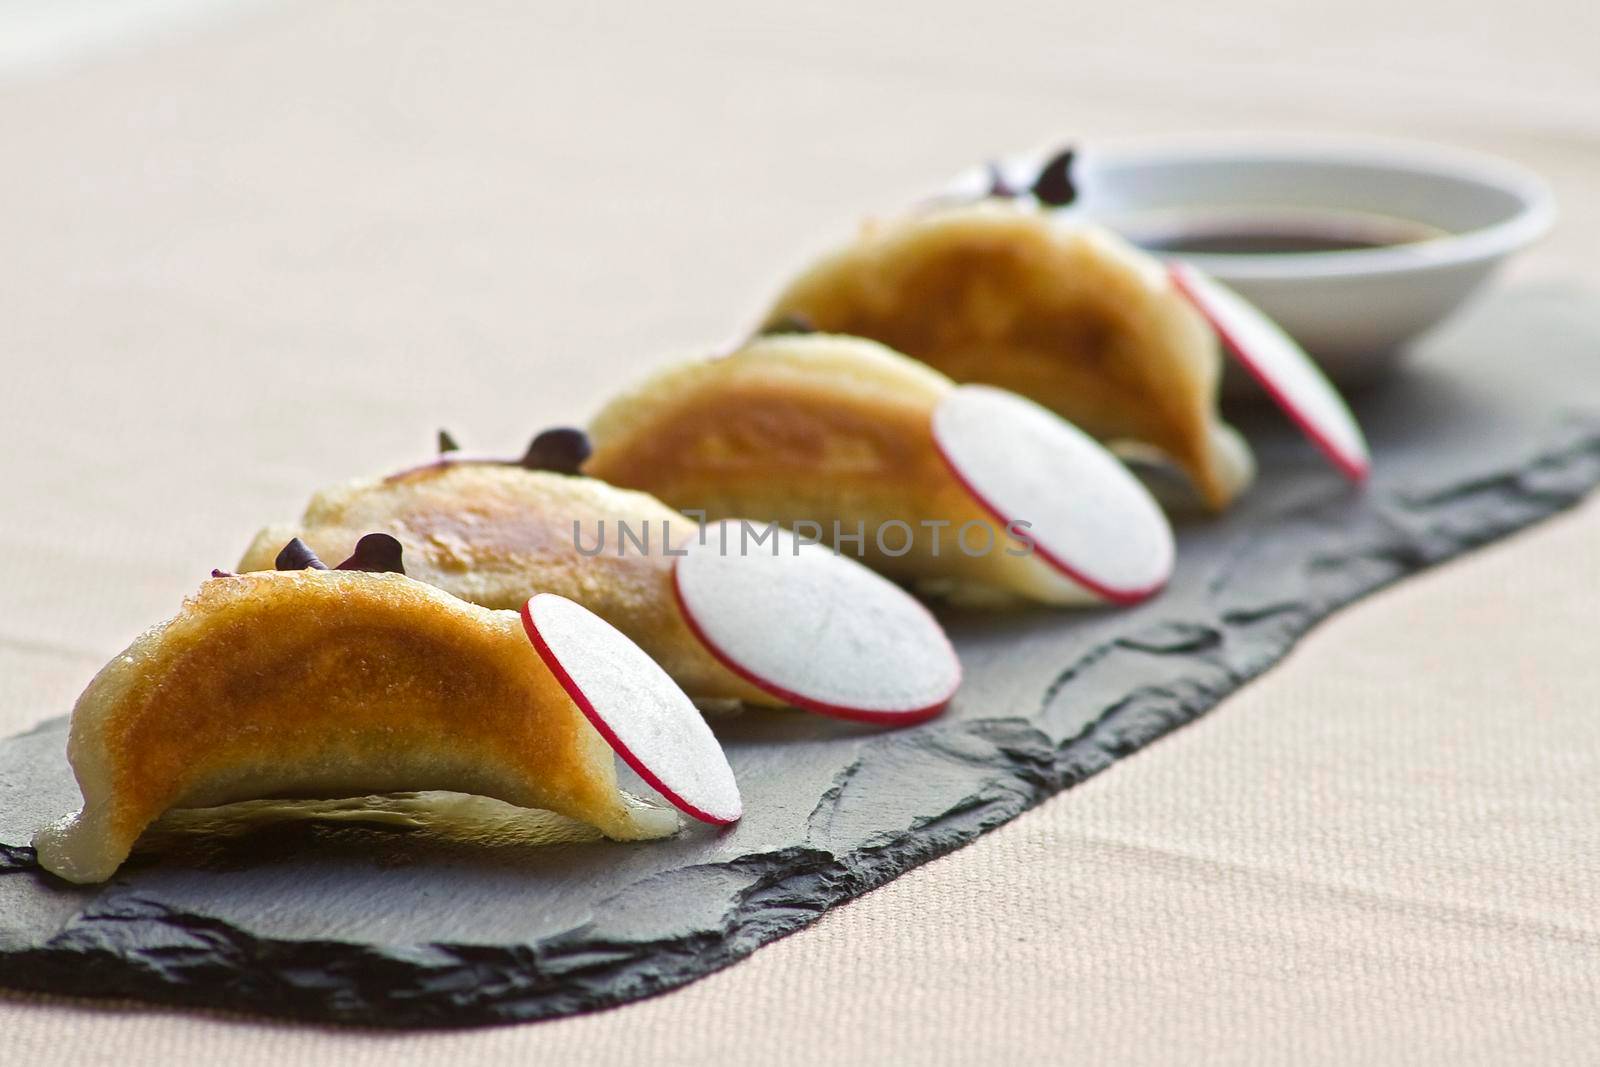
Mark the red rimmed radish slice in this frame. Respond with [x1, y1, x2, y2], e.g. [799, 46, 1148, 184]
[1170, 261, 1371, 482]
[674, 521, 961, 725]
[521, 592, 741, 825]
[932, 384, 1175, 605]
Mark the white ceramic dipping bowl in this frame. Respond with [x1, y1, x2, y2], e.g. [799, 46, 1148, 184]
[967, 139, 1555, 386]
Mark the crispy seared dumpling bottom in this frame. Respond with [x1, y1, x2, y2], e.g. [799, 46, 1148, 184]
[761, 204, 1253, 509]
[34, 571, 672, 884]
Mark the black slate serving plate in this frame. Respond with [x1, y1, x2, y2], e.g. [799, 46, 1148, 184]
[1, 286, 1597, 1027]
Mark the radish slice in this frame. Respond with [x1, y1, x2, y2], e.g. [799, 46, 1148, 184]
[674, 521, 961, 725]
[932, 384, 1174, 604]
[521, 593, 741, 825]
[1170, 261, 1371, 482]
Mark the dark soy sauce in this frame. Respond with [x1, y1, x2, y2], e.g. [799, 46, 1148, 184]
[1141, 230, 1398, 254]
[1130, 211, 1445, 256]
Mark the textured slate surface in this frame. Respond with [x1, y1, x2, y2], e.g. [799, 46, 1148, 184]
[0, 287, 1597, 1028]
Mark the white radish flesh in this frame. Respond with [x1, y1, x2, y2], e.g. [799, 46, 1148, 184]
[521, 593, 742, 825]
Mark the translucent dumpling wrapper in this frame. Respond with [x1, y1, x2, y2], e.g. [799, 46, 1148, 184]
[241, 462, 962, 723]
[759, 201, 1255, 510]
[584, 333, 1175, 607]
[31, 570, 736, 884]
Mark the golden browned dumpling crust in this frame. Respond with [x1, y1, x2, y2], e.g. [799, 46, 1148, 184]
[586, 334, 1095, 605]
[34, 570, 675, 884]
[240, 466, 774, 707]
[760, 202, 1253, 509]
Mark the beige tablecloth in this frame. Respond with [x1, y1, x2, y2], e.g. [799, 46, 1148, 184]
[1, 2, 1597, 1062]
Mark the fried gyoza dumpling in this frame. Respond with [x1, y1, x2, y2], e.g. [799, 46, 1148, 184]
[244, 464, 767, 706]
[585, 333, 1175, 607]
[240, 453, 962, 724]
[33, 566, 740, 883]
[758, 201, 1255, 509]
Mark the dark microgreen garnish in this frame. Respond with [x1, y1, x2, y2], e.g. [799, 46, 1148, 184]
[210, 568, 236, 579]
[275, 538, 329, 571]
[978, 146, 1077, 207]
[761, 313, 817, 337]
[520, 427, 592, 475]
[984, 160, 1021, 199]
[387, 428, 593, 481]
[1029, 147, 1077, 207]
[335, 533, 406, 575]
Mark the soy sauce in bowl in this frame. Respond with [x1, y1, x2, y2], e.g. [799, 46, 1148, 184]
[1126, 208, 1447, 257]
